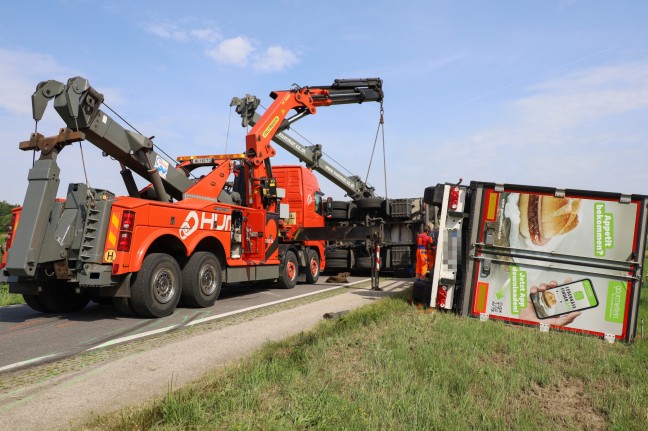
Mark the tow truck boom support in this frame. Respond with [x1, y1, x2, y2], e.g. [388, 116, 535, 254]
[31, 77, 193, 201]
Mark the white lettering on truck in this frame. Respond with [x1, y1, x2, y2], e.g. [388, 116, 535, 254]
[179, 211, 231, 239]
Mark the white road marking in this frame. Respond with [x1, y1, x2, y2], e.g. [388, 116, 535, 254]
[0, 353, 58, 373]
[1, 278, 402, 373]
[89, 279, 370, 350]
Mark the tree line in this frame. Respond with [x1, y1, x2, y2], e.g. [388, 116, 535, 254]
[0, 201, 18, 232]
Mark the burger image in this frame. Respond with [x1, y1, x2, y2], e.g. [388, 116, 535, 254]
[518, 194, 581, 245]
[541, 290, 557, 309]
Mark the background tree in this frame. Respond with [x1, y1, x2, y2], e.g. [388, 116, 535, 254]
[0, 201, 18, 232]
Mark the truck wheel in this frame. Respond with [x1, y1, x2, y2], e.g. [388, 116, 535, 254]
[330, 209, 348, 219]
[326, 249, 349, 260]
[305, 249, 320, 284]
[181, 252, 222, 308]
[130, 253, 182, 318]
[38, 283, 90, 313]
[23, 294, 48, 313]
[356, 197, 384, 210]
[412, 279, 433, 307]
[277, 250, 298, 289]
[325, 258, 349, 270]
[356, 256, 373, 271]
[331, 200, 348, 210]
[112, 297, 136, 316]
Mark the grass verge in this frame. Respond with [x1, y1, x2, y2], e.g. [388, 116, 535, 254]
[0, 233, 22, 306]
[0, 284, 24, 307]
[87, 289, 648, 431]
[0, 281, 372, 394]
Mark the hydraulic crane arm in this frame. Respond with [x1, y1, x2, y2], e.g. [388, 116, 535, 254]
[30, 77, 193, 201]
[249, 112, 376, 200]
[234, 78, 383, 168]
[231, 78, 383, 208]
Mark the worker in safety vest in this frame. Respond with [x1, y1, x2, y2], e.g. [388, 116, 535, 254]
[415, 224, 435, 280]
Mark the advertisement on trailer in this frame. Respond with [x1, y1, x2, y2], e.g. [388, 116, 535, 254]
[471, 189, 641, 340]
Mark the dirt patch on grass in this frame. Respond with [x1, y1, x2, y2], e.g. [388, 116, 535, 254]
[525, 379, 606, 430]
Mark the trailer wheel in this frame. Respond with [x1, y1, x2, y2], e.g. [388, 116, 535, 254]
[277, 250, 298, 289]
[130, 253, 182, 318]
[38, 283, 90, 313]
[23, 294, 48, 313]
[325, 258, 349, 270]
[356, 197, 384, 210]
[356, 256, 373, 271]
[305, 249, 320, 284]
[330, 209, 348, 220]
[181, 252, 222, 308]
[331, 200, 349, 210]
[326, 249, 349, 260]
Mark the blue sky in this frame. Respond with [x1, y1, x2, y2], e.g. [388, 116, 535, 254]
[1, 0, 647, 204]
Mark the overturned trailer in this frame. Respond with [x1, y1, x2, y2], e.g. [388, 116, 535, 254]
[420, 181, 647, 343]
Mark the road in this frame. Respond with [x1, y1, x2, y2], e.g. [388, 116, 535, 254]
[0, 276, 368, 373]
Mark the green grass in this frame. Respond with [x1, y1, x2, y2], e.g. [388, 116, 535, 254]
[0, 230, 23, 305]
[86, 289, 648, 431]
[0, 283, 24, 306]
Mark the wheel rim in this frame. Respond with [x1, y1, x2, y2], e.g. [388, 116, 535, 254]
[286, 261, 297, 281]
[152, 267, 177, 304]
[310, 257, 319, 276]
[199, 263, 218, 296]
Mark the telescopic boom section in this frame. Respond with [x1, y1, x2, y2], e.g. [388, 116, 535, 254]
[239, 78, 383, 209]
[245, 78, 383, 168]
[30, 76, 193, 201]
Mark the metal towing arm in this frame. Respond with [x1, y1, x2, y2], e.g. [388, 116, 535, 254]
[30, 77, 193, 202]
[4, 76, 195, 279]
[231, 78, 383, 209]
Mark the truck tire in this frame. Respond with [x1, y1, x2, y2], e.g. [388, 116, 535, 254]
[356, 197, 384, 210]
[130, 253, 182, 318]
[412, 279, 433, 307]
[356, 256, 373, 271]
[330, 209, 348, 220]
[38, 283, 90, 313]
[181, 252, 222, 308]
[277, 250, 298, 289]
[23, 294, 48, 313]
[326, 249, 349, 260]
[305, 249, 320, 284]
[112, 297, 136, 316]
[325, 258, 349, 270]
[331, 200, 348, 210]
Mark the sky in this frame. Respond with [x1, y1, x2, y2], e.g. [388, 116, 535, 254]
[1, 0, 647, 205]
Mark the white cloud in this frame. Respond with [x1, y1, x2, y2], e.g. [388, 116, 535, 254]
[253, 46, 299, 73]
[189, 28, 221, 43]
[206, 36, 255, 66]
[144, 22, 190, 41]
[514, 62, 648, 131]
[142, 19, 299, 73]
[0, 48, 74, 116]
[425, 61, 648, 195]
[143, 20, 221, 43]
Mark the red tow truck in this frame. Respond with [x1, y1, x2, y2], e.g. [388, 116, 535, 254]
[0, 77, 383, 317]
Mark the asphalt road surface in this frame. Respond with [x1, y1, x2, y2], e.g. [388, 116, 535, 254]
[0, 276, 368, 373]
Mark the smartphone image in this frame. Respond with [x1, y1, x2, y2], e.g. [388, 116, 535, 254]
[530, 279, 599, 319]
